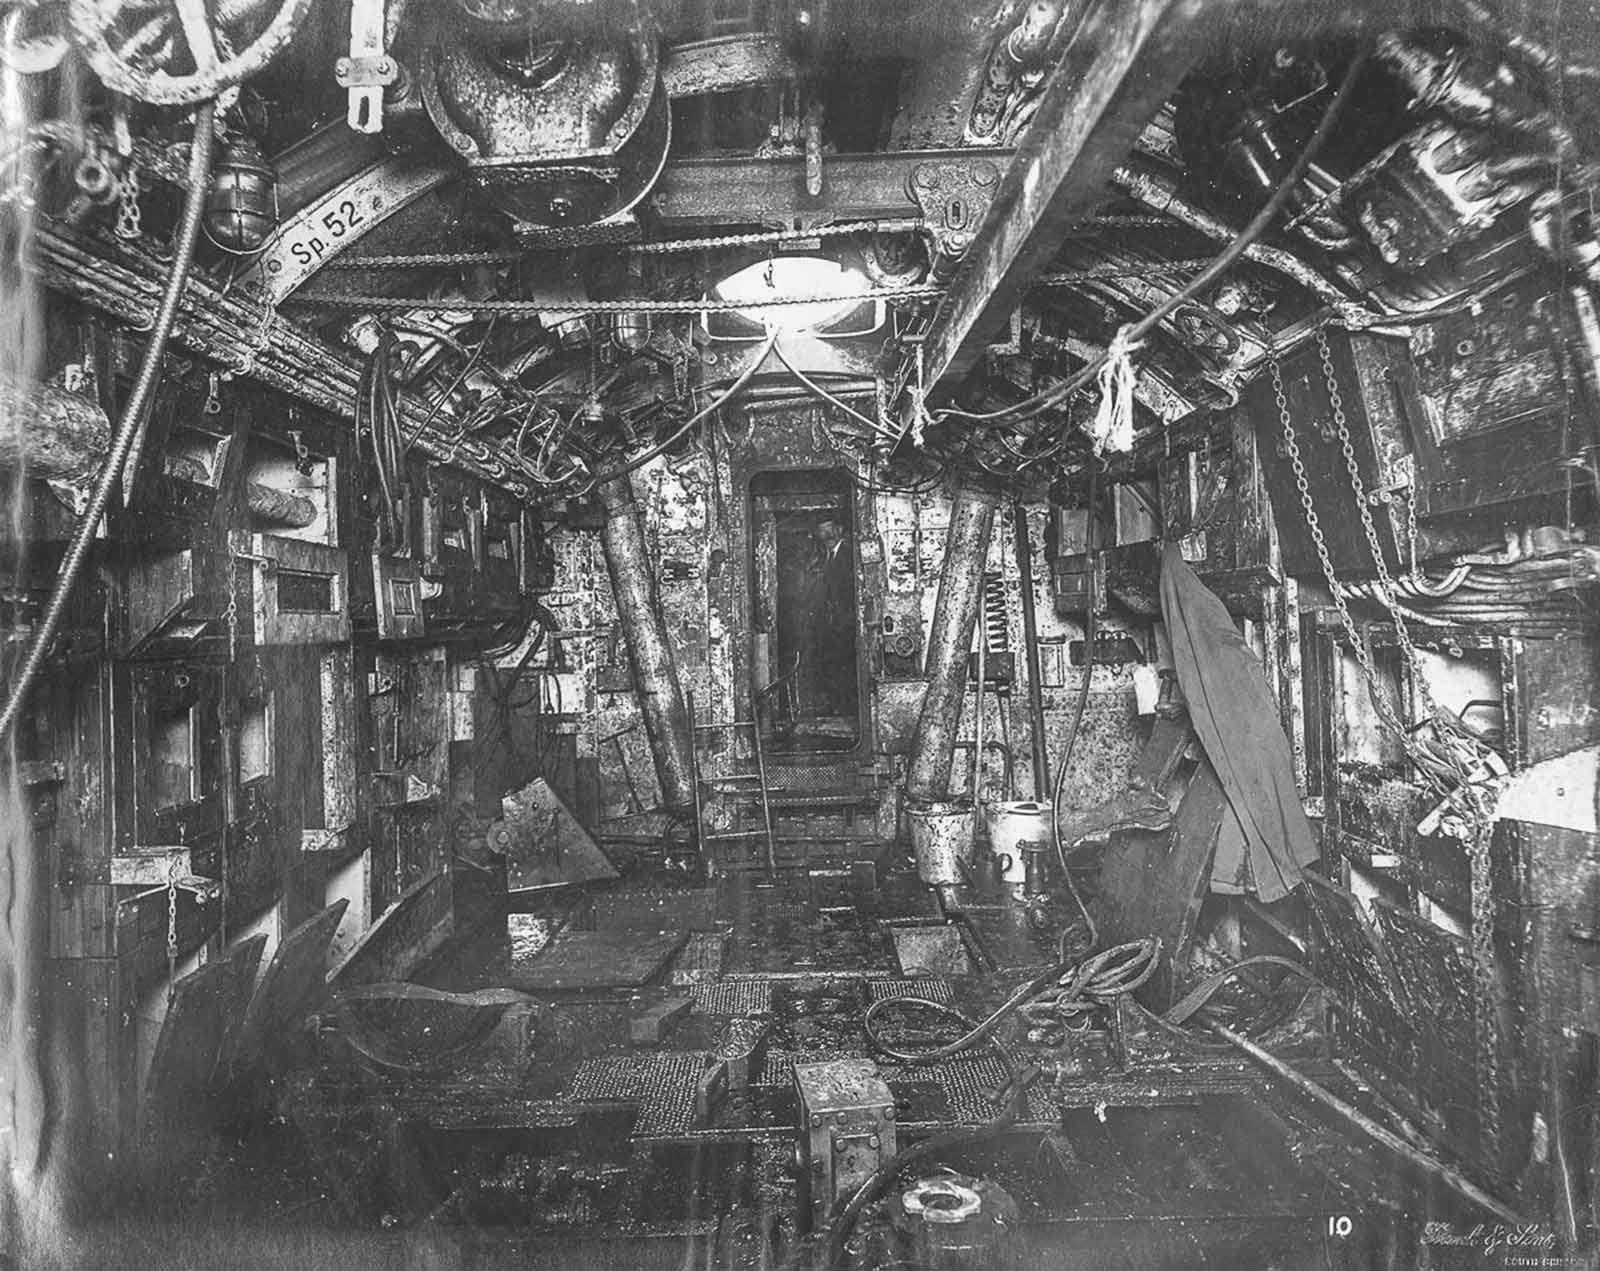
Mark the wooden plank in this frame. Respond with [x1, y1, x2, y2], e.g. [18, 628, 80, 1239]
[236, 899, 349, 1065]
[47, 958, 134, 1171]
[139, 935, 266, 1167]
[510, 929, 687, 992]
[328, 871, 454, 988]
[651, 147, 1013, 226]
[919, 0, 1214, 385]
[1093, 759, 1227, 1011]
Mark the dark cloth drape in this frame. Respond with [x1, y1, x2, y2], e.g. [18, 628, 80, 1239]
[1159, 544, 1316, 903]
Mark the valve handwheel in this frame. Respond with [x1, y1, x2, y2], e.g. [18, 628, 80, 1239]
[69, 0, 311, 106]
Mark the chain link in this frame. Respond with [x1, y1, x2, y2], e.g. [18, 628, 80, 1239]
[1313, 331, 1446, 728]
[1404, 480, 1421, 582]
[293, 284, 944, 315]
[1469, 812, 1501, 1171]
[165, 852, 180, 1004]
[1269, 353, 1409, 741]
[113, 165, 142, 241]
[224, 554, 240, 664]
[324, 218, 928, 270]
[1275, 337, 1503, 1173]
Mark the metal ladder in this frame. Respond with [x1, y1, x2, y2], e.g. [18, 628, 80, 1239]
[687, 690, 777, 876]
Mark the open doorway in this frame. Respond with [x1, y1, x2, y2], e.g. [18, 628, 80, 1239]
[750, 470, 861, 755]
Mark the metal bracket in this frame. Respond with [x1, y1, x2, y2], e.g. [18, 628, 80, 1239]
[373, 552, 426, 641]
[117, 847, 221, 902]
[337, 0, 396, 134]
[237, 158, 453, 304]
[907, 158, 1001, 279]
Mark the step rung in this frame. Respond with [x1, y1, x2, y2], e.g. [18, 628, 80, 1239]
[702, 830, 772, 842]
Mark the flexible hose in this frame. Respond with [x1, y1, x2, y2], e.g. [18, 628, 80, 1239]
[0, 100, 217, 738]
[818, 1071, 1034, 1271]
[863, 937, 1162, 1064]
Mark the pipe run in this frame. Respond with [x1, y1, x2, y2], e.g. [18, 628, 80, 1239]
[596, 473, 697, 814]
[1111, 158, 1362, 313]
[1012, 502, 1051, 800]
[906, 484, 1001, 803]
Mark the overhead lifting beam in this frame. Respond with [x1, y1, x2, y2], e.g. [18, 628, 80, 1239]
[917, 0, 1219, 387]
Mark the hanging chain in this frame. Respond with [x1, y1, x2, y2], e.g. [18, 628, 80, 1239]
[323, 217, 928, 270]
[1312, 331, 1446, 727]
[113, 164, 142, 241]
[1404, 480, 1421, 582]
[293, 284, 944, 315]
[1269, 354, 1408, 741]
[1468, 809, 1502, 1170]
[165, 852, 180, 1004]
[223, 554, 240, 664]
[1277, 336, 1503, 1171]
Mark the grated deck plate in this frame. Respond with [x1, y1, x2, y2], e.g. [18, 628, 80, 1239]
[568, 1052, 712, 1136]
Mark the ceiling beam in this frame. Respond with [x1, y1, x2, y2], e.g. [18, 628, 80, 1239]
[651, 147, 1015, 227]
[919, 0, 1219, 387]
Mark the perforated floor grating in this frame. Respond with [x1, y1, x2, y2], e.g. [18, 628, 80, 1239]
[931, 1051, 1017, 1122]
[866, 978, 954, 1004]
[568, 1052, 712, 1136]
[691, 980, 774, 1016]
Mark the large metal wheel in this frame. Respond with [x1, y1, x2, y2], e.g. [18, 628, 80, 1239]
[69, 0, 311, 106]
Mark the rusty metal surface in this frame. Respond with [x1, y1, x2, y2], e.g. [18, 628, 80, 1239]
[1300, 871, 1415, 1081]
[1370, 900, 1481, 1154]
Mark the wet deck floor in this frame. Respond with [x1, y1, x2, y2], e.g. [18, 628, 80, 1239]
[43, 863, 1456, 1269]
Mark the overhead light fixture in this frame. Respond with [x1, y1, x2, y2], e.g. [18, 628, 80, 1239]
[705, 256, 882, 338]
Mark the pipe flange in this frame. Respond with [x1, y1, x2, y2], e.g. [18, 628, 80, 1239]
[901, 1177, 983, 1225]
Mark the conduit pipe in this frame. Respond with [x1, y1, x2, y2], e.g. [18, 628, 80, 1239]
[907, 484, 1001, 802]
[1111, 157, 1361, 313]
[0, 99, 217, 739]
[597, 473, 697, 813]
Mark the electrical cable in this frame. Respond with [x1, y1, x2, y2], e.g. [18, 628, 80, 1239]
[402, 314, 498, 453]
[1, 99, 217, 739]
[770, 339, 891, 437]
[929, 45, 1370, 452]
[592, 326, 780, 484]
[1052, 462, 1099, 869]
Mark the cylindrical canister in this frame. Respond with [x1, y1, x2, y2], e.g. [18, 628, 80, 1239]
[987, 799, 1051, 884]
[908, 800, 976, 884]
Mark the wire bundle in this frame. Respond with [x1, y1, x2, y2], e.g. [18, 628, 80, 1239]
[356, 330, 405, 548]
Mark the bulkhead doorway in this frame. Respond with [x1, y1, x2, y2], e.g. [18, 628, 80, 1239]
[749, 470, 862, 755]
